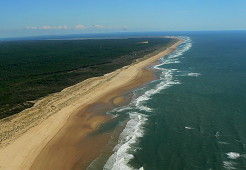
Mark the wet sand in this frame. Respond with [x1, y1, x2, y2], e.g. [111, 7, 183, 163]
[0, 38, 182, 170]
[30, 67, 154, 170]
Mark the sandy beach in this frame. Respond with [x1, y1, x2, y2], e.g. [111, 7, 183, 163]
[0, 38, 182, 170]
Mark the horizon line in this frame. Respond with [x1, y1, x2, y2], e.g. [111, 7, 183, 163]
[1, 29, 246, 41]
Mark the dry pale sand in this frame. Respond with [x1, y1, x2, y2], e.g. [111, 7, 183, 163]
[0, 38, 182, 170]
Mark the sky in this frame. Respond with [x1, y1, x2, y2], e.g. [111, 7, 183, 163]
[0, 0, 246, 38]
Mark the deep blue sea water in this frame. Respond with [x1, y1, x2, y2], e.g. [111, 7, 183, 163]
[90, 31, 246, 170]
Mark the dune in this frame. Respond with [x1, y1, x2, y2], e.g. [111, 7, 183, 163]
[0, 37, 182, 170]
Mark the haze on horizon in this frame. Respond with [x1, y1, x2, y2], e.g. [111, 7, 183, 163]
[0, 0, 246, 38]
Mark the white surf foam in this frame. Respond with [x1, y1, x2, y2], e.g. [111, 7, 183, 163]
[116, 106, 133, 113]
[223, 161, 236, 170]
[185, 126, 194, 130]
[215, 131, 220, 137]
[103, 112, 147, 170]
[133, 69, 180, 113]
[226, 152, 241, 159]
[103, 37, 192, 169]
[187, 73, 201, 77]
[218, 141, 229, 145]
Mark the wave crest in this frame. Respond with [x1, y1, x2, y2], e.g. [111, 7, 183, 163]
[103, 37, 193, 169]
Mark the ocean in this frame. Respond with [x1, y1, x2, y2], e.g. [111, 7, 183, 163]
[88, 31, 246, 170]
[1, 30, 246, 169]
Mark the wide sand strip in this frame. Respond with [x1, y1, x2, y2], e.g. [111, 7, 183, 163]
[0, 38, 182, 170]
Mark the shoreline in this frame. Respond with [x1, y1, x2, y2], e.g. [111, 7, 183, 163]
[0, 38, 182, 169]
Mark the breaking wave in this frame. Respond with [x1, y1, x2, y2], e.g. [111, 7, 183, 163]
[102, 37, 193, 170]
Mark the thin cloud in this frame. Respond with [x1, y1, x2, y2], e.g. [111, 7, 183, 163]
[92, 24, 105, 29]
[26, 24, 128, 31]
[75, 24, 105, 29]
[26, 25, 69, 30]
[75, 24, 87, 30]
[26, 26, 38, 30]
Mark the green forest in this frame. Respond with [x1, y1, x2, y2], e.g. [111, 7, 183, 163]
[0, 38, 176, 118]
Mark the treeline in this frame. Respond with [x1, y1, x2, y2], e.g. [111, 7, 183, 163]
[0, 38, 176, 118]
